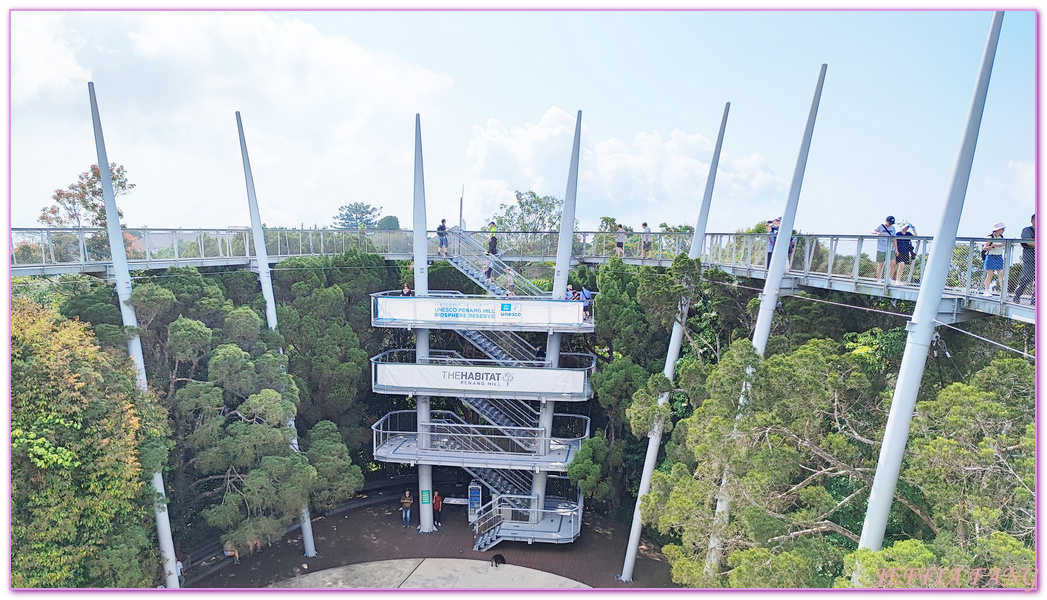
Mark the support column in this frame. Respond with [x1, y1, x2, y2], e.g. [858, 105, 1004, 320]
[706, 65, 828, 578]
[857, 12, 1003, 562]
[236, 112, 316, 558]
[618, 102, 730, 583]
[412, 114, 436, 534]
[532, 110, 583, 518]
[89, 82, 179, 589]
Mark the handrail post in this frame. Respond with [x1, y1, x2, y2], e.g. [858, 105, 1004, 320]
[964, 240, 976, 295]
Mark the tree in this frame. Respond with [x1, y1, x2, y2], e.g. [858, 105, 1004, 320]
[11, 298, 162, 587]
[38, 163, 135, 229]
[491, 191, 564, 232]
[375, 215, 400, 230]
[333, 203, 381, 229]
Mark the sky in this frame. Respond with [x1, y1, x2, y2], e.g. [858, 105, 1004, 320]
[7, 7, 1038, 238]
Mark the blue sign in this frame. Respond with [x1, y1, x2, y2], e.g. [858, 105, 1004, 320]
[501, 303, 512, 311]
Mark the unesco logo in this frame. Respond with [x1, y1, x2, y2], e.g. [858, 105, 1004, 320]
[501, 303, 512, 311]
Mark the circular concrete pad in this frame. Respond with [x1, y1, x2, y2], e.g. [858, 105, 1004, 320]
[269, 558, 590, 589]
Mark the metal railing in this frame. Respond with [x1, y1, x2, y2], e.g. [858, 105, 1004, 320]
[370, 348, 597, 372]
[701, 233, 1035, 304]
[472, 492, 584, 544]
[12, 227, 1035, 308]
[446, 228, 545, 296]
[372, 410, 590, 459]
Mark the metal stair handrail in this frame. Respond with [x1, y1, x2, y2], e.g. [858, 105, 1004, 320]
[446, 228, 545, 297]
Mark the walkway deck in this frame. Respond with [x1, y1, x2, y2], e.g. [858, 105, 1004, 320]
[11, 227, 1034, 323]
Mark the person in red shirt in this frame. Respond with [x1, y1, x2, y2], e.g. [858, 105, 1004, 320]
[433, 490, 443, 528]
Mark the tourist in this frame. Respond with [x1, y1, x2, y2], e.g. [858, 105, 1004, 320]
[1012, 214, 1035, 304]
[892, 223, 917, 283]
[616, 224, 626, 258]
[982, 222, 1006, 295]
[433, 490, 443, 528]
[400, 489, 414, 528]
[436, 218, 448, 257]
[872, 216, 897, 280]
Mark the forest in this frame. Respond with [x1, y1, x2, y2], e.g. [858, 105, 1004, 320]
[10, 191, 1036, 588]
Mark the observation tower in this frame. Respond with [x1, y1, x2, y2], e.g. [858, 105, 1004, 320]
[370, 228, 596, 550]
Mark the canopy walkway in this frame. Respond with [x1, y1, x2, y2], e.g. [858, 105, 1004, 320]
[10, 226, 1034, 324]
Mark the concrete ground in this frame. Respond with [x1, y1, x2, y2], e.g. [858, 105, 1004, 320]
[190, 498, 676, 589]
[269, 558, 590, 589]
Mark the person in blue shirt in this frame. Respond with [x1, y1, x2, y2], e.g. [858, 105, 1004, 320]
[580, 285, 593, 320]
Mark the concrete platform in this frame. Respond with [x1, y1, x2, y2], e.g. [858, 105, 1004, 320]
[269, 558, 589, 589]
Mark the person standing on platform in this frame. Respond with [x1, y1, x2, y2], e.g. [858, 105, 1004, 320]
[400, 489, 414, 528]
[437, 219, 449, 257]
[892, 223, 917, 283]
[401, 283, 413, 297]
[1013, 214, 1035, 305]
[433, 490, 443, 528]
[766, 217, 781, 267]
[615, 224, 626, 258]
[641, 222, 652, 258]
[872, 215, 897, 280]
[982, 222, 1006, 295]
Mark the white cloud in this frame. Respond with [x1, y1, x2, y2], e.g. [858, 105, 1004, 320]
[1006, 159, 1034, 204]
[11, 12, 92, 105]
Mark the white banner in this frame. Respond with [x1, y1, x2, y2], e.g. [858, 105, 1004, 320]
[376, 297, 585, 327]
[376, 363, 587, 397]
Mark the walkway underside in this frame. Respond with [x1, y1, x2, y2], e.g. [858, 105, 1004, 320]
[710, 266, 1035, 324]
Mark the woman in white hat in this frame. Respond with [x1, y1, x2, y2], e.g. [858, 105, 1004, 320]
[981, 222, 1006, 295]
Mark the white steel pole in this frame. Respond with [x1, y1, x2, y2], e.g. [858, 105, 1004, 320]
[88, 82, 179, 589]
[706, 64, 828, 578]
[412, 114, 436, 534]
[857, 11, 1004, 559]
[235, 112, 316, 558]
[532, 110, 583, 516]
[618, 102, 730, 583]
[751, 64, 827, 357]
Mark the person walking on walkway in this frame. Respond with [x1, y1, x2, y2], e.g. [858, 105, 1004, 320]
[437, 219, 449, 257]
[400, 490, 414, 528]
[641, 222, 652, 258]
[872, 215, 897, 280]
[982, 222, 1006, 295]
[433, 491, 443, 528]
[615, 224, 626, 258]
[1013, 214, 1035, 305]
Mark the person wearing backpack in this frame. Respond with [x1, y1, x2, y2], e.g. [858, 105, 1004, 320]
[981, 222, 1006, 295]
[436, 218, 448, 257]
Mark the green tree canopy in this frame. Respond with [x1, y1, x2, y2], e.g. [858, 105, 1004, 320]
[333, 202, 382, 229]
[38, 163, 134, 229]
[11, 298, 162, 587]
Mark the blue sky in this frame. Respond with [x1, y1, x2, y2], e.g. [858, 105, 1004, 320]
[8, 8, 1037, 238]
